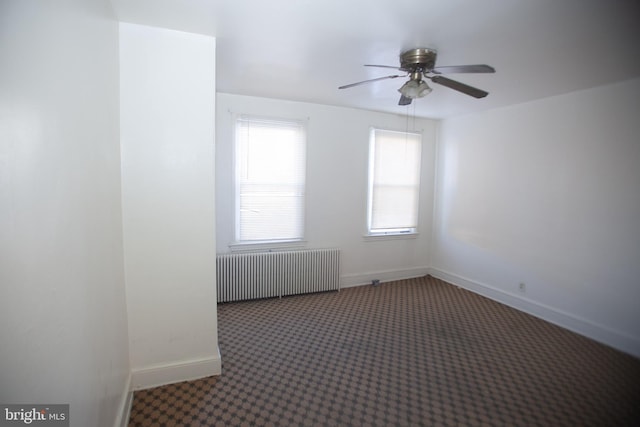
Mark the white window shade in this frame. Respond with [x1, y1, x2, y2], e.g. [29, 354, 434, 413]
[368, 128, 422, 233]
[236, 116, 306, 242]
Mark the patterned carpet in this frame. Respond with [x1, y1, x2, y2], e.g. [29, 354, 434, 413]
[128, 275, 640, 426]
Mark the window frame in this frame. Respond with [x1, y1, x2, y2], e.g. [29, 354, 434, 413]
[366, 127, 423, 237]
[233, 114, 308, 247]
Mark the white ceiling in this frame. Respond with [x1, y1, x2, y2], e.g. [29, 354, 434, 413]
[111, 0, 640, 119]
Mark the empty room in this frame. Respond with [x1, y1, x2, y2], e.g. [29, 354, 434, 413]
[1, 0, 639, 426]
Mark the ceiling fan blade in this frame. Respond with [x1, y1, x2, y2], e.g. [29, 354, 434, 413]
[430, 75, 489, 98]
[364, 64, 401, 70]
[398, 94, 412, 106]
[431, 64, 495, 74]
[338, 75, 403, 89]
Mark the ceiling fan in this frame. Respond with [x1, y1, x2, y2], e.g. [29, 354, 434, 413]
[338, 48, 495, 105]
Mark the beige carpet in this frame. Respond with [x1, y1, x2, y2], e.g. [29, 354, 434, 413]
[129, 275, 640, 426]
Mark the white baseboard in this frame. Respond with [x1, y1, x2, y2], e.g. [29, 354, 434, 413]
[114, 373, 133, 427]
[131, 348, 222, 391]
[428, 268, 640, 358]
[341, 266, 430, 289]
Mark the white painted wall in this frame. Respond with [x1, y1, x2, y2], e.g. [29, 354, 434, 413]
[432, 77, 640, 357]
[119, 23, 220, 389]
[216, 93, 437, 286]
[0, 0, 131, 426]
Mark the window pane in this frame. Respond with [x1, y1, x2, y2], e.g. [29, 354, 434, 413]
[236, 116, 306, 242]
[371, 185, 420, 229]
[368, 129, 422, 233]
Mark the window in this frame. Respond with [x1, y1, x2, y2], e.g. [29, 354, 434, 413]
[235, 116, 306, 243]
[367, 128, 422, 235]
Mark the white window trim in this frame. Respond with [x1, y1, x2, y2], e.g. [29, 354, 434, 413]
[365, 127, 423, 238]
[362, 231, 419, 242]
[228, 239, 308, 253]
[233, 114, 308, 245]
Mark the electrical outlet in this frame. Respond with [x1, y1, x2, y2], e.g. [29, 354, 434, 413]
[519, 282, 526, 293]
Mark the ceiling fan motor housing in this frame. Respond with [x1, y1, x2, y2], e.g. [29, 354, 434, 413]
[399, 48, 437, 73]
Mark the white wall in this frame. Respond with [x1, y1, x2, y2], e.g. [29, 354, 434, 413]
[0, 1, 131, 426]
[119, 23, 220, 389]
[216, 93, 437, 286]
[432, 77, 640, 357]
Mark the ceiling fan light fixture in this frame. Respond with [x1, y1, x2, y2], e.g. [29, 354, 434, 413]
[339, 47, 494, 102]
[398, 79, 432, 99]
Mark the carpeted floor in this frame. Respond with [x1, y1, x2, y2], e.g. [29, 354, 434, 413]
[128, 275, 640, 426]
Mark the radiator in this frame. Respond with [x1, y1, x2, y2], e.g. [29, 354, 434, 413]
[216, 248, 341, 303]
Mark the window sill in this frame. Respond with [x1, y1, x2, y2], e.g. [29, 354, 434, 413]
[229, 240, 307, 253]
[362, 232, 419, 242]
